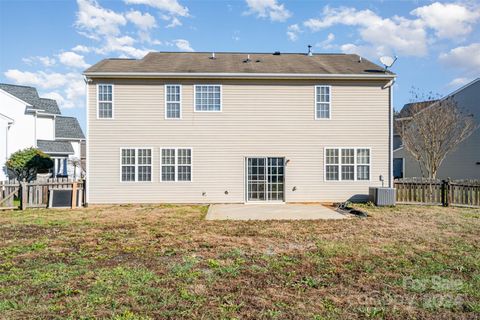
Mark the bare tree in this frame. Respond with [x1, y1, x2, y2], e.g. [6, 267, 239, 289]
[396, 91, 477, 179]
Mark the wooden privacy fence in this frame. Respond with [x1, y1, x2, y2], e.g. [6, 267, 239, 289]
[0, 178, 85, 210]
[0, 179, 20, 210]
[395, 178, 480, 207]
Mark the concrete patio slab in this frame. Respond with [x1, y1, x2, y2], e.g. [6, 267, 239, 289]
[206, 203, 347, 220]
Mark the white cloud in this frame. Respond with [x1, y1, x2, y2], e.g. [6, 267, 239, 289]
[411, 2, 480, 39]
[72, 45, 91, 53]
[124, 0, 189, 17]
[165, 16, 182, 28]
[304, 6, 427, 57]
[22, 56, 56, 67]
[245, 0, 291, 22]
[93, 36, 151, 58]
[302, 2, 480, 59]
[447, 77, 473, 88]
[74, 0, 155, 59]
[138, 31, 162, 45]
[125, 0, 189, 28]
[286, 24, 301, 41]
[232, 30, 240, 41]
[75, 0, 127, 39]
[173, 39, 194, 52]
[439, 43, 480, 74]
[5, 70, 72, 89]
[316, 32, 335, 49]
[58, 51, 90, 69]
[339, 43, 383, 58]
[126, 10, 157, 30]
[42, 92, 67, 106]
[4, 70, 85, 109]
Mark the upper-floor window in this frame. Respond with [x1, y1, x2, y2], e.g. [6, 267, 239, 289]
[161, 148, 192, 182]
[121, 148, 152, 182]
[315, 85, 331, 119]
[325, 148, 370, 181]
[195, 85, 221, 112]
[98, 84, 113, 118]
[165, 84, 181, 119]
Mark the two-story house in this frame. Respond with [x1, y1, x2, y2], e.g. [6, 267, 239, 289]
[0, 84, 85, 180]
[393, 78, 480, 179]
[84, 52, 395, 204]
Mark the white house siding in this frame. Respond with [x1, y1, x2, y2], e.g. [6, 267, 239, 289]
[67, 141, 83, 178]
[394, 80, 480, 179]
[36, 116, 55, 140]
[0, 117, 8, 180]
[87, 79, 391, 204]
[0, 91, 35, 179]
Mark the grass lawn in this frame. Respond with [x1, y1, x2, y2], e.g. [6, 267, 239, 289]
[0, 204, 479, 319]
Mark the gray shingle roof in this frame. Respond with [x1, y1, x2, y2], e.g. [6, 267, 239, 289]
[55, 116, 85, 139]
[0, 83, 61, 114]
[37, 140, 74, 154]
[84, 52, 394, 76]
[398, 100, 439, 118]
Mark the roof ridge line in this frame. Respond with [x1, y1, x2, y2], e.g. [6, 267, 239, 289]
[145, 51, 348, 55]
[0, 83, 37, 89]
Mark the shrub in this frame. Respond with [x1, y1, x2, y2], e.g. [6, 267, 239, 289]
[6, 148, 53, 182]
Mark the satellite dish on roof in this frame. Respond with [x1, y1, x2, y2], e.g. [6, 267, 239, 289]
[380, 56, 397, 70]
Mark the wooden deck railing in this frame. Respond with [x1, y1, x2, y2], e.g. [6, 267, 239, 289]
[394, 178, 480, 208]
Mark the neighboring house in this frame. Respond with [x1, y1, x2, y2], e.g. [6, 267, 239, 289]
[393, 78, 480, 179]
[84, 51, 395, 204]
[0, 84, 85, 180]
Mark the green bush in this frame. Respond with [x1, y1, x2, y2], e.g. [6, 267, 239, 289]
[6, 148, 53, 182]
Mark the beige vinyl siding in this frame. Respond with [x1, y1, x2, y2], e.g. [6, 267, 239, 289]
[88, 79, 390, 203]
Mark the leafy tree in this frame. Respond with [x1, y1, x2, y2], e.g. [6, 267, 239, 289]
[6, 148, 54, 182]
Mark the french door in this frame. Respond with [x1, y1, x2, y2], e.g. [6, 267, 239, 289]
[246, 157, 285, 202]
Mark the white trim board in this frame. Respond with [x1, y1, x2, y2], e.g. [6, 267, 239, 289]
[85, 72, 396, 80]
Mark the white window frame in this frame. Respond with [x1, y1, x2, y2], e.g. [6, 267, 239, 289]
[323, 147, 371, 182]
[160, 147, 193, 182]
[97, 83, 114, 119]
[194, 84, 222, 112]
[119, 147, 153, 183]
[314, 85, 331, 120]
[164, 84, 182, 119]
[52, 157, 68, 177]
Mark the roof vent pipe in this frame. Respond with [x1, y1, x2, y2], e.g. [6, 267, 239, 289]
[210, 52, 216, 59]
[307, 45, 313, 56]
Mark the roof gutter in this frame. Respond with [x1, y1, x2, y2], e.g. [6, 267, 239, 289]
[25, 109, 59, 117]
[83, 72, 395, 80]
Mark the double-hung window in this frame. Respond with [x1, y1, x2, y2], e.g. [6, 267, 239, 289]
[356, 148, 370, 181]
[165, 84, 181, 119]
[98, 84, 113, 118]
[121, 148, 152, 182]
[195, 85, 221, 111]
[315, 85, 331, 119]
[161, 148, 192, 182]
[325, 148, 371, 181]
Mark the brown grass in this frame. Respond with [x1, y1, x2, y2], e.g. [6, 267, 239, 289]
[0, 204, 479, 319]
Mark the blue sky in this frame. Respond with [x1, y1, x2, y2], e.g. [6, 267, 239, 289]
[1, 0, 479, 131]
